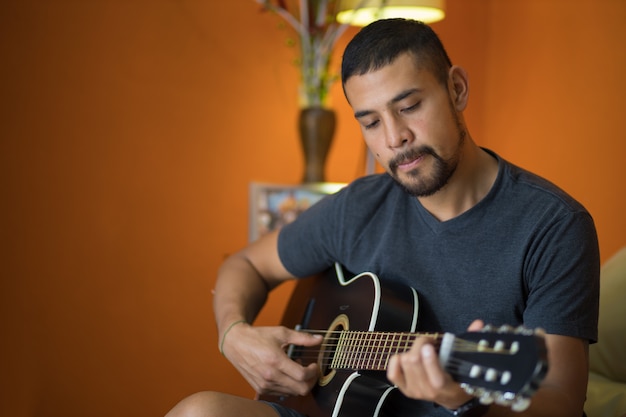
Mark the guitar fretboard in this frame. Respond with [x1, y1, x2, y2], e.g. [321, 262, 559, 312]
[327, 331, 442, 371]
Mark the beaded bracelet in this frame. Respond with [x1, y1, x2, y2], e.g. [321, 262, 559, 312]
[219, 319, 247, 356]
[441, 398, 490, 416]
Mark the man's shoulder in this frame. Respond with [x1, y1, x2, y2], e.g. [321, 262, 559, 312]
[498, 156, 589, 214]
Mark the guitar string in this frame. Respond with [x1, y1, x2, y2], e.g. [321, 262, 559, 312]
[287, 350, 497, 372]
[285, 335, 511, 370]
[292, 330, 500, 353]
[288, 344, 502, 368]
[297, 329, 445, 344]
[287, 340, 505, 358]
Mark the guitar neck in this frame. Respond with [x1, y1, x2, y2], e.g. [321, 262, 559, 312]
[327, 330, 443, 371]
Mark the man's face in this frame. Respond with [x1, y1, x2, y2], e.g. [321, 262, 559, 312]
[344, 53, 466, 197]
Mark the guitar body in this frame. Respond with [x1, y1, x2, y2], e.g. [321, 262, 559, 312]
[258, 265, 548, 416]
[260, 264, 419, 417]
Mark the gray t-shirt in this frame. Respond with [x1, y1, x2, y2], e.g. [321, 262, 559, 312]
[278, 150, 599, 342]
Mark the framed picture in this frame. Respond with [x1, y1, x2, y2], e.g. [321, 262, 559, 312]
[249, 182, 345, 242]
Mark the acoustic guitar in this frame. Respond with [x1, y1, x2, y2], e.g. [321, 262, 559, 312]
[259, 263, 548, 417]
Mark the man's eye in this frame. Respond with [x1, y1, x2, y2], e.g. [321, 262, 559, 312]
[364, 120, 379, 130]
[402, 102, 421, 112]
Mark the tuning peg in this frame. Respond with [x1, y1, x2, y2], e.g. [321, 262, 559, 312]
[485, 368, 498, 382]
[497, 324, 513, 333]
[469, 365, 482, 379]
[493, 340, 506, 351]
[479, 391, 495, 405]
[477, 339, 489, 351]
[460, 383, 476, 396]
[500, 370, 512, 385]
[511, 396, 531, 412]
[512, 325, 528, 334]
[466, 387, 491, 404]
[494, 391, 519, 407]
[492, 391, 512, 407]
[492, 393, 504, 405]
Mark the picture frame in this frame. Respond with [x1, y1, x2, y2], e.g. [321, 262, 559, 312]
[249, 182, 345, 242]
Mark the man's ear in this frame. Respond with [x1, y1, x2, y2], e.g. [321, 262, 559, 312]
[448, 65, 469, 111]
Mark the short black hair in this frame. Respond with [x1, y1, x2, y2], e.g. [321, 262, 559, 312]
[341, 18, 453, 88]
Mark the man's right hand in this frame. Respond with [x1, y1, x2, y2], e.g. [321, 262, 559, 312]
[220, 322, 323, 397]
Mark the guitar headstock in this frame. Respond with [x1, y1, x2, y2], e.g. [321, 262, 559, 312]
[439, 325, 548, 412]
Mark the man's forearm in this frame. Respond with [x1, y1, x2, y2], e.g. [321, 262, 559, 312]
[213, 254, 271, 333]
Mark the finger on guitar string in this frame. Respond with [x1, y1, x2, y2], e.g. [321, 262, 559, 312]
[387, 336, 472, 409]
[220, 324, 322, 397]
[280, 326, 324, 348]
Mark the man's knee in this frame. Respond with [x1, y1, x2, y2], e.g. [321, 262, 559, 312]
[165, 391, 275, 417]
[165, 391, 223, 417]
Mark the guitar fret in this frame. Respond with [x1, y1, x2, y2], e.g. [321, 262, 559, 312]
[368, 332, 376, 370]
[367, 332, 379, 371]
[337, 332, 347, 369]
[354, 332, 362, 368]
[385, 333, 398, 369]
[372, 332, 381, 370]
[364, 332, 373, 370]
[357, 332, 366, 369]
[339, 331, 350, 369]
[384, 332, 392, 369]
[332, 330, 346, 369]
[347, 331, 359, 369]
[403, 332, 412, 354]
[372, 332, 382, 370]
[372, 332, 380, 369]
[330, 331, 338, 369]
[365, 331, 372, 369]
[348, 331, 358, 369]
[359, 331, 369, 369]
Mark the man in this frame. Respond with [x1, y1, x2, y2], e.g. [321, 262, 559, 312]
[166, 19, 599, 417]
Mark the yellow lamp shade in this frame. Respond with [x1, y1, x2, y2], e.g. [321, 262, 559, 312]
[337, 0, 445, 26]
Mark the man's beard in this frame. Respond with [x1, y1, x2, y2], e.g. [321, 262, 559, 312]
[389, 115, 466, 197]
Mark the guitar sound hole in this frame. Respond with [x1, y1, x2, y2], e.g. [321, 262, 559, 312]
[320, 325, 341, 374]
[318, 314, 349, 386]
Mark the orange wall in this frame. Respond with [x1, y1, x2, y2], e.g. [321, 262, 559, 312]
[0, 1, 624, 416]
